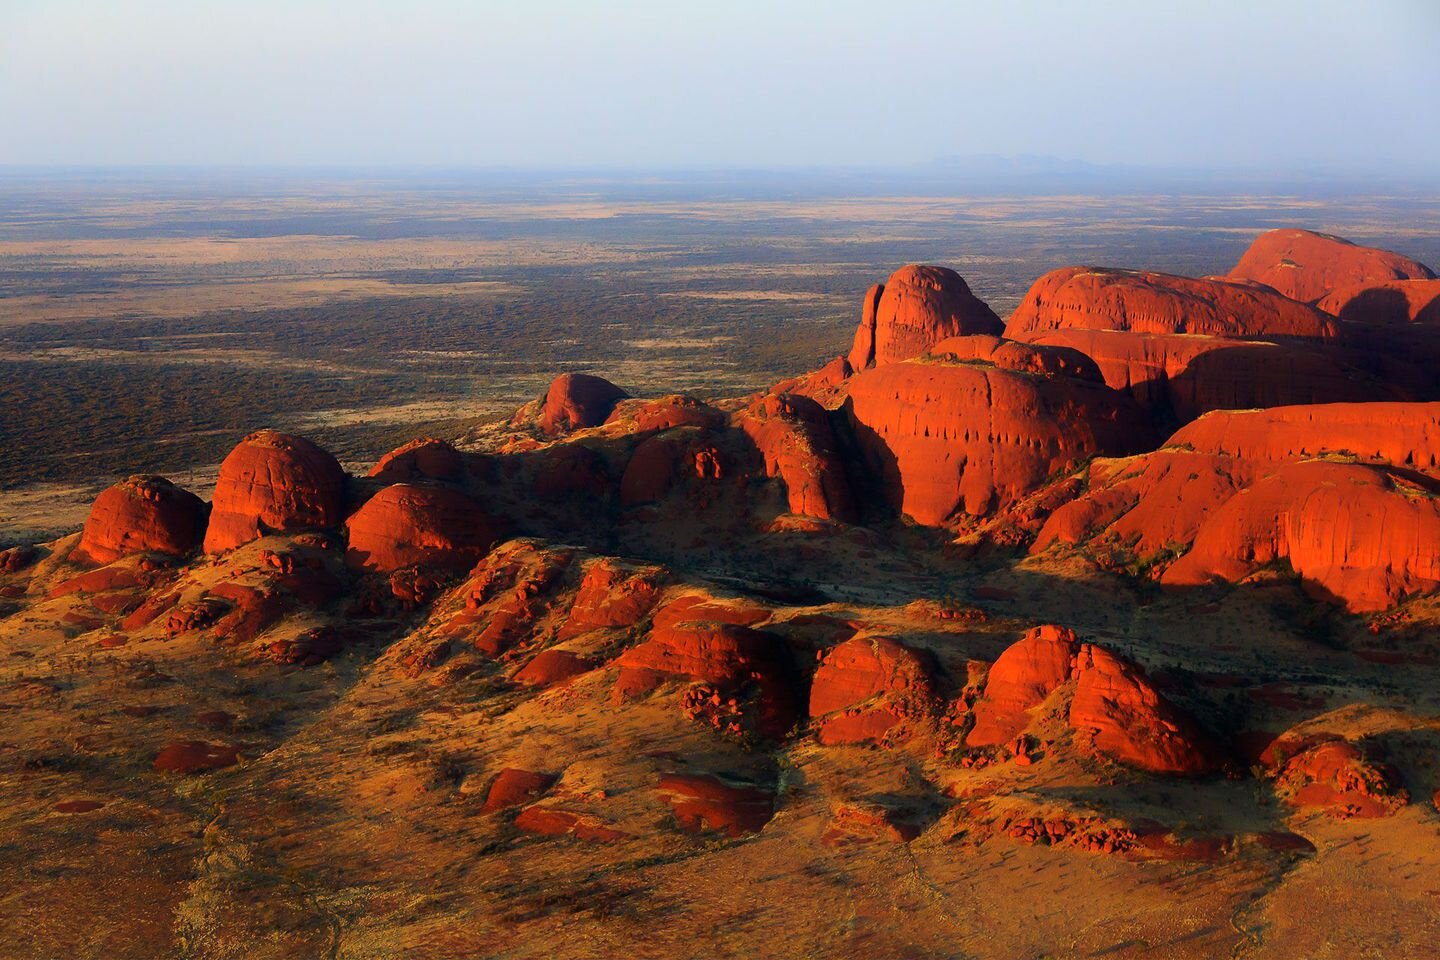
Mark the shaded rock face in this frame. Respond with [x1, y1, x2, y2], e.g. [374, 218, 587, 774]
[737, 393, 856, 523]
[204, 431, 348, 554]
[927, 334, 1104, 383]
[843, 359, 1151, 525]
[967, 625, 1079, 747]
[1227, 228, 1435, 305]
[1319, 278, 1440, 326]
[540, 373, 629, 435]
[72, 476, 206, 566]
[657, 773, 775, 837]
[1005, 267, 1339, 340]
[1017, 329, 1395, 424]
[808, 635, 935, 745]
[344, 483, 503, 574]
[368, 438, 467, 485]
[848, 266, 1004, 370]
[1161, 460, 1440, 613]
[618, 431, 726, 508]
[1068, 645, 1220, 776]
[513, 649, 599, 687]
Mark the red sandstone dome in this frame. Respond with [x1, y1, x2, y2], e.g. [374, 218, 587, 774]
[808, 635, 935, 745]
[540, 373, 629, 435]
[72, 476, 207, 566]
[1016, 328, 1394, 423]
[344, 483, 503, 573]
[1226, 229, 1435, 305]
[204, 431, 348, 554]
[968, 625, 1079, 747]
[1160, 460, 1440, 612]
[848, 265, 1003, 370]
[1168, 402, 1440, 476]
[368, 438, 467, 485]
[843, 358, 1151, 525]
[1068, 644, 1220, 776]
[1005, 267, 1339, 340]
[1319, 279, 1440, 326]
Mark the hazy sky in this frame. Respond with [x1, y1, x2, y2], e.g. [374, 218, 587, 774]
[2, 0, 1437, 171]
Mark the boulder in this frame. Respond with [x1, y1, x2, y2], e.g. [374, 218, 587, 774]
[72, 476, 206, 565]
[344, 483, 502, 574]
[848, 266, 1003, 370]
[205, 431, 347, 553]
[657, 772, 775, 837]
[513, 649, 600, 687]
[1275, 739, 1406, 818]
[482, 768, 557, 812]
[1005, 267, 1339, 340]
[1226, 228, 1434, 304]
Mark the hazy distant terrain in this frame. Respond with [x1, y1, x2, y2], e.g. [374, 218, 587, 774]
[4, 171, 1440, 535]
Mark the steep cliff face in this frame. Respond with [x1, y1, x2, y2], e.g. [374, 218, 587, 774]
[848, 265, 1003, 370]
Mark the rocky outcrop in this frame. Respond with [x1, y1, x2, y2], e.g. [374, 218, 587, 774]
[540, 373, 629, 435]
[204, 431, 347, 554]
[1168, 402, 1440, 476]
[1319, 278, 1440, 326]
[1161, 460, 1440, 612]
[1274, 739, 1407, 818]
[1068, 645, 1220, 776]
[1015, 329, 1394, 423]
[843, 357, 1151, 524]
[808, 636, 935, 745]
[562, 558, 664, 635]
[368, 438, 467, 485]
[967, 625, 1080, 747]
[72, 476, 206, 565]
[615, 619, 795, 738]
[848, 266, 1003, 370]
[1227, 229, 1434, 304]
[657, 773, 775, 836]
[344, 483, 502, 574]
[737, 393, 856, 523]
[1005, 267, 1339, 340]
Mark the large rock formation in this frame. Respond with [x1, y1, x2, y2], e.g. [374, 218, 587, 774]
[72, 476, 207, 565]
[344, 483, 503, 574]
[1016, 328, 1394, 423]
[204, 431, 347, 554]
[1160, 460, 1440, 612]
[368, 438, 467, 485]
[540, 373, 629, 435]
[1169, 403, 1440, 476]
[1226, 229, 1434, 304]
[843, 357, 1151, 524]
[847, 266, 1003, 370]
[1005, 267, 1339, 340]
